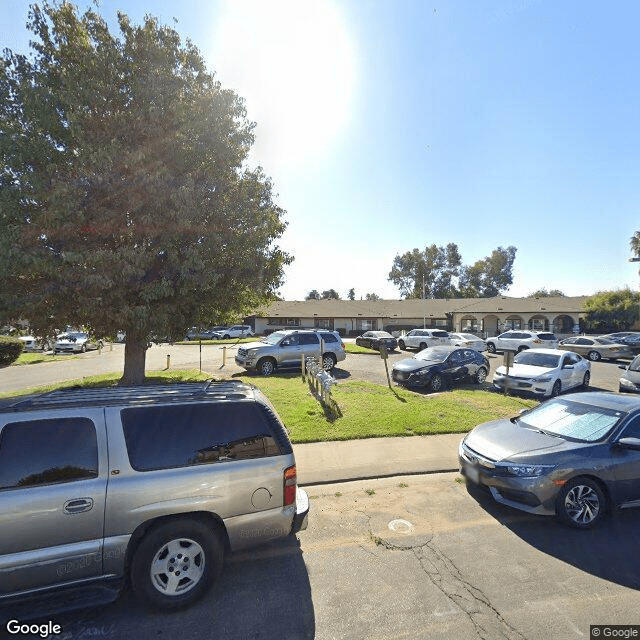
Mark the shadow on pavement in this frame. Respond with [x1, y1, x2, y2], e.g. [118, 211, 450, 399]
[465, 480, 640, 590]
[16, 537, 314, 640]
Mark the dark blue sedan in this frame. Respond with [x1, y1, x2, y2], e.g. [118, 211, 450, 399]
[392, 346, 490, 392]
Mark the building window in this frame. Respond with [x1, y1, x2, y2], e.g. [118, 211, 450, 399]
[435, 319, 448, 328]
[268, 317, 300, 327]
[314, 318, 334, 329]
[461, 318, 479, 331]
[357, 319, 377, 331]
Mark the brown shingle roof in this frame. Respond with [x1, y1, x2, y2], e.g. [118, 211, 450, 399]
[255, 296, 588, 318]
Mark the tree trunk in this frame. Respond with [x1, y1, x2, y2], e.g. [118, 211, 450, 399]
[120, 338, 148, 385]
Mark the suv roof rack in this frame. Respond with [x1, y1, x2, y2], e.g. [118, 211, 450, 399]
[0, 380, 255, 413]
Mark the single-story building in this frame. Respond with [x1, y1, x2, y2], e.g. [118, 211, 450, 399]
[249, 296, 591, 338]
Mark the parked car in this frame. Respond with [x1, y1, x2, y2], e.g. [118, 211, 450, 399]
[185, 326, 227, 341]
[54, 332, 103, 353]
[492, 348, 590, 398]
[486, 330, 558, 354]
[211, 325, 254, 340]
[235, 329, 346, 375]
[602, 332, 640, 354]
[355, 331, 398, 351]
[0, 381, 309, 615]
[619, 354, 640, 393]
[18, 335, 52, 352]
[448, 333, 487, 352]
[558, 336, 634, 361]
[397, 329, 451, 351]
[392, 345, 490, 392]
[459, 392, 640, 528]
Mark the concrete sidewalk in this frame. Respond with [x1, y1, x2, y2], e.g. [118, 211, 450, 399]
[293, 433, 462, 486]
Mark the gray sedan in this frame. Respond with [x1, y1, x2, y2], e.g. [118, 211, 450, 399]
[558, 336, 634, 361]
[459, 392, 640, 528]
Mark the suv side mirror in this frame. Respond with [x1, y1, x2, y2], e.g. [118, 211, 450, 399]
[619, 364, 628, 370]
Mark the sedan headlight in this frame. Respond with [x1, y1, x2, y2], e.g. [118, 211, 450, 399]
[535, 375, 553, 382]
[505, 464, 555, 477]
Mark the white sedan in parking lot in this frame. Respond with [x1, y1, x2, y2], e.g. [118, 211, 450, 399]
[492, 348, 591, 397]
[448, 333, 487, 352]
[54, 332, 103, 353]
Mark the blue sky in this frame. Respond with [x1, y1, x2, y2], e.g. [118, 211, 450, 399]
[2, 0, 639, 300]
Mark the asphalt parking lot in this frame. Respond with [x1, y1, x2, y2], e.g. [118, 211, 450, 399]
[9, 473, 640, 640]
[0, 341, 629, 395]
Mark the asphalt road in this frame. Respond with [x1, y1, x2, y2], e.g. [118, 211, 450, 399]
[12, 473, 640, 640]
[0, 342, 628, 394]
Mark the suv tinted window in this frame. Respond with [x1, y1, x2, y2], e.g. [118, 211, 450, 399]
[538, 333, 556, 340]
[319, 332, 338, 343]
[432, 331, 449, 338]
[121, 403, 283, 471]
[299, 333, 320, 345]
[0, 418, 98, 490]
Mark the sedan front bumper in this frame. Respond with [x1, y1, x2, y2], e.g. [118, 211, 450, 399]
[458, 440, 558, 516]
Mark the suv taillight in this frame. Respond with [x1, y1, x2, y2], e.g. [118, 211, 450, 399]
[533, 339, 542, 343]
[284, 465, 297, 506]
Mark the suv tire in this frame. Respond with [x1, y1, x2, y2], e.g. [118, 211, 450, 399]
[131, 519, 223, 611]
[398, 340, 406, 350]
[257, 357, 277, 376]
[486, 342, 496, 354]
[322, 353, 336, 371]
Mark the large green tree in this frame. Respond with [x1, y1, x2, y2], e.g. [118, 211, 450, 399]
[583, 289, 640, 333]
[457, 246, 517, 298]
[388, 243, 462, 298]
[0, 2, 290, 383]
[388, 243, 516, 299]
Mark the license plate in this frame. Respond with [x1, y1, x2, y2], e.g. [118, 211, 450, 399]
[466, 465, 480, 484]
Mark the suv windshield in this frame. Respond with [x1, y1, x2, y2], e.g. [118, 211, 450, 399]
[261, 332, 286, 345]
[520, 399, 625, 442]
[514, 352, 561, 368]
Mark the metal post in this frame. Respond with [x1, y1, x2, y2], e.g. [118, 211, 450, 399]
[166, 354, 170, 369]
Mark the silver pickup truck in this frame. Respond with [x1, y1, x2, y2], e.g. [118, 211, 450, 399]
[0, 381, 308, 616]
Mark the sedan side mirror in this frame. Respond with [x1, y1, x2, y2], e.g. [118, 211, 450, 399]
[619, 364, 628, 370]
[617, 437, 640, 450]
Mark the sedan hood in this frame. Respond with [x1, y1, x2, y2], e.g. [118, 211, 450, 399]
[495, 364, 554, 378]
[463, 419, 566, 462]
[392, 357, 437, 373]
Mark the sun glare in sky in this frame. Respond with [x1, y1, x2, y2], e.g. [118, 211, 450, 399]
[209, 0, 356, 173]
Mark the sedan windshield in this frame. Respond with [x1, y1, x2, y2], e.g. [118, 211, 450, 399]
[415, 347, 451, 363]
[514, 352, 561, 368]
[520, 398, 625, 442]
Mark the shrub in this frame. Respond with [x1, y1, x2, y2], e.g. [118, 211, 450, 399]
[0, 336, 23, 366]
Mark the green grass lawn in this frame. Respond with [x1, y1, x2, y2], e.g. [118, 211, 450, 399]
[0, 369, 537, 444]
[14, 352, 79, 365]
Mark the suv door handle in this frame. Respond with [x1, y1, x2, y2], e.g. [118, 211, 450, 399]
[64, 498, 94, 514]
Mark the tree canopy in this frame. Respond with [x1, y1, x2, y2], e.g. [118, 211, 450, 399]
[388, 243, 516, 299]
[0, 2, 290, 383]
[583, 289, 640, 333]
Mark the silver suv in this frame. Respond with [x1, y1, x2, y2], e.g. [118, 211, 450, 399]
[0, 381, 308, 617]
[235, 329, 346, 375]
